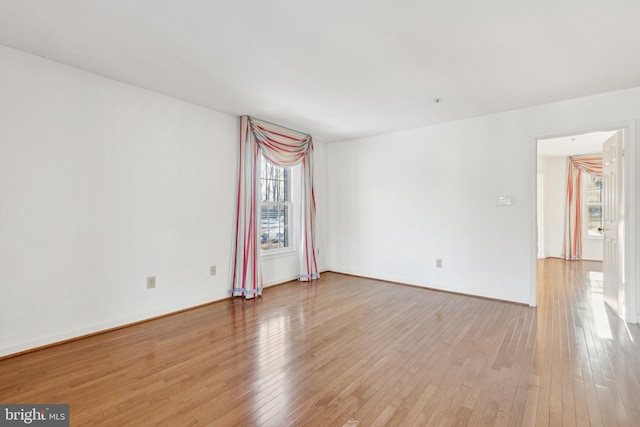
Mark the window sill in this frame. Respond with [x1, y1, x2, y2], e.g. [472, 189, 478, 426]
[262, 248, 298, 259]
[584, 235, 603, 240]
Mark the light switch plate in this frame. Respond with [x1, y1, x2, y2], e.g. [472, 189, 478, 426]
[497, 196, 513, 206]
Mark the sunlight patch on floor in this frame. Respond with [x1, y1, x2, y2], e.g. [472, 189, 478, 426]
[587, 271, 612, 339]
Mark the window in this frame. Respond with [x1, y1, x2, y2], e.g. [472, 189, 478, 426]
[260, 156, 290, 252]
[585, 174, 602, 237]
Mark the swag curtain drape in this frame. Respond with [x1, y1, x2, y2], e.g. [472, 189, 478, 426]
[562, 155, 602, 260]
[231, 116, 319, 298]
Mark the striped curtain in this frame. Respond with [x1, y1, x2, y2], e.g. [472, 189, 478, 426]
[231, 116, 319, 298]
[562, 155, 602, 260]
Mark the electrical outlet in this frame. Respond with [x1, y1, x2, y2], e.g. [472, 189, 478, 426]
[210, 265, 216, 276]
[436, 259, 443, 268]
[146, 276, 156, 289]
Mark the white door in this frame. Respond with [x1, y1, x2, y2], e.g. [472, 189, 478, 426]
[602, 132, 624, 317]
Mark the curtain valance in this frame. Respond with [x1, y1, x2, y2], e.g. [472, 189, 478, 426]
[569, 155, 602, 176]
[249, 118, 312, 167]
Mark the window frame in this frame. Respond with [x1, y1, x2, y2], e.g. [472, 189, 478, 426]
[583, 173, 603, 238]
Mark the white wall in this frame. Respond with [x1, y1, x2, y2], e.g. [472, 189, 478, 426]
[0, 46, 316, 357]
[313, 140, 329, 273]
[327, 116, 533, 303]
[326, 88, 639, 313]
[539, 156, 567, 258]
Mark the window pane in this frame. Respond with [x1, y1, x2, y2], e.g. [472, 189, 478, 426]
[587, 175, 602, 189]
[587, 205, 602, 220]
[587, 189, 601, 203]
[260, 156, 290, 252]
[260, 157, 289, 204]
[584, 174, 602, 238]
[276, 179, 284, 202]
[260, 206, 281, 250]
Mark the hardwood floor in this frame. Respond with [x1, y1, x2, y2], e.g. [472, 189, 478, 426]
[1, 259, 639, 426]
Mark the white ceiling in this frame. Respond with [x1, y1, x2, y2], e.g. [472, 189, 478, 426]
[537, 131, 617, 157]
[1, 1, 639, 142]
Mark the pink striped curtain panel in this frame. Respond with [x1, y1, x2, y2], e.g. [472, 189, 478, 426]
[231, 116, 319, 298]
[562, 155, 602, 260]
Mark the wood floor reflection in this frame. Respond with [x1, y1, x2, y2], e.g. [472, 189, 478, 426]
[1, 259, 639, 426]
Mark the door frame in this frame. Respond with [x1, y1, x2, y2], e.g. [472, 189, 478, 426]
[530, 121, 638, 324]
[536, 171, 544, 259]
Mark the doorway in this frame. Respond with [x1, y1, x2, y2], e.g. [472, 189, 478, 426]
[536, 129, 624, 317]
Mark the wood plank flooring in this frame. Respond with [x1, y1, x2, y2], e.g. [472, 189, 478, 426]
[1, 259, 639, 426]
